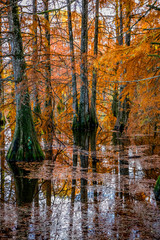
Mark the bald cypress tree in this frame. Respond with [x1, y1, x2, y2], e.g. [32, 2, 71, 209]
[7, 0, 44, 161]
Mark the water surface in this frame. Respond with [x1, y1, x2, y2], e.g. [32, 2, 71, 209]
[0, 131, 160, 239]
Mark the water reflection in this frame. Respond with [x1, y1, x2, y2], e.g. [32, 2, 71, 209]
[0, 131, 160, 239]
[0, 131, 4, 203]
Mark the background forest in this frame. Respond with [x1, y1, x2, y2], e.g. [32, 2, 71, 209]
[0, 1, 160, 239]
[0, 0, 160, 158]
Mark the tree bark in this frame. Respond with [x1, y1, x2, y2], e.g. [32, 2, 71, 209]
[79, 0, 89, 129]
[43, 0, 54, 150]
[118, 0, 123, 46]
[67, 0, 78, 129]
[115, 0, 119, 45]
[114, 0, 131, 132]
[32, 0, 41, 115]
[0, 11, 4, 127]
[125, 0, 131, 47]
[90, 0, 99, 128]
[7, 0, 44, 161]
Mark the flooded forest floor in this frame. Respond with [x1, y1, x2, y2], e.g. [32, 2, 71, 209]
[0, 130, 160, 240]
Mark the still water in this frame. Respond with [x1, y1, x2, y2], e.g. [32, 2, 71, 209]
[0, 130, 160, 240]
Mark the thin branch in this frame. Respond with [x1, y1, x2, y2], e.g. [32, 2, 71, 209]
[104, 75, 160, 83]
[37, 0, 76, 15]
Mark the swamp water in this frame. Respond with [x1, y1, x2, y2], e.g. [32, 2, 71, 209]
[0, 131, 160, 240]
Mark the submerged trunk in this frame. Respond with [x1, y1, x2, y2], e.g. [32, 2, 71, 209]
[79, 0, 89, 129]
[67, 0, 78, 129]
[7, 0, 44, 161]
[90, 0, 99, 129]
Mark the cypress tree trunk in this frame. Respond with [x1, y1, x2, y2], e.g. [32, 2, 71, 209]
[0, 11, 4, 127]
[32, 0, 41, 115]
[7, 0, 44, 161]
[114, 0, 131, 132]
[67, 0, 78, 129]
[115, 0, 119, 45]
[90, 0, 99, 129]
[114, 0, 123, 131]
[79, 0, 89, 129]
[125, 0, 131, 47]
[118, 0, 123, 46]
[43, 0, 54, 150]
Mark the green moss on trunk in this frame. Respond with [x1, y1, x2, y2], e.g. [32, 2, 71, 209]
[154, 176, 160, 201]
[7, 92, 44, 162]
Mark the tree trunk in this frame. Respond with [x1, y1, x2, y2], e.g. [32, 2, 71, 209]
[118, 0, 123, 46]
[67, 0, 78, 129]
[7, 0, 44, 161]
[125, 0, 131, 47]
[43, 0, 54, 150]
[115, 0, 119, 45]
[32, 0, 41, 115]
[90, 0, 99, 129]
[114, 0, 131, 132]
[0, 11, 4, 127]
[79, 0, 89, 129]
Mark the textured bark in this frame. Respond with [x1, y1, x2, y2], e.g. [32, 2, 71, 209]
[154, 175, 160, 201]
[32, 0, 41, 115]
[119, 0, 123, 46]
[7, 0, 44, 161]
[115, 0, 119, 45]
[43, 0, 54, 149]
[112, 87, 118, 117]
[114, 0, 130, 132]
[125, 0, 131, 46]
[67, 0, 78, 129]
[0, 11, 4, 126]
[90, 0, 99, 129]
[79, 0, 89, 129]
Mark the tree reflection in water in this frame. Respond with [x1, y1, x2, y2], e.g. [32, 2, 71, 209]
[0, 131, 160, 239]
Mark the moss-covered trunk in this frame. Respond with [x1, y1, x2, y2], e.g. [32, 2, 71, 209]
[154, 176, 160, 201]
[7, 0, 44, 161]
